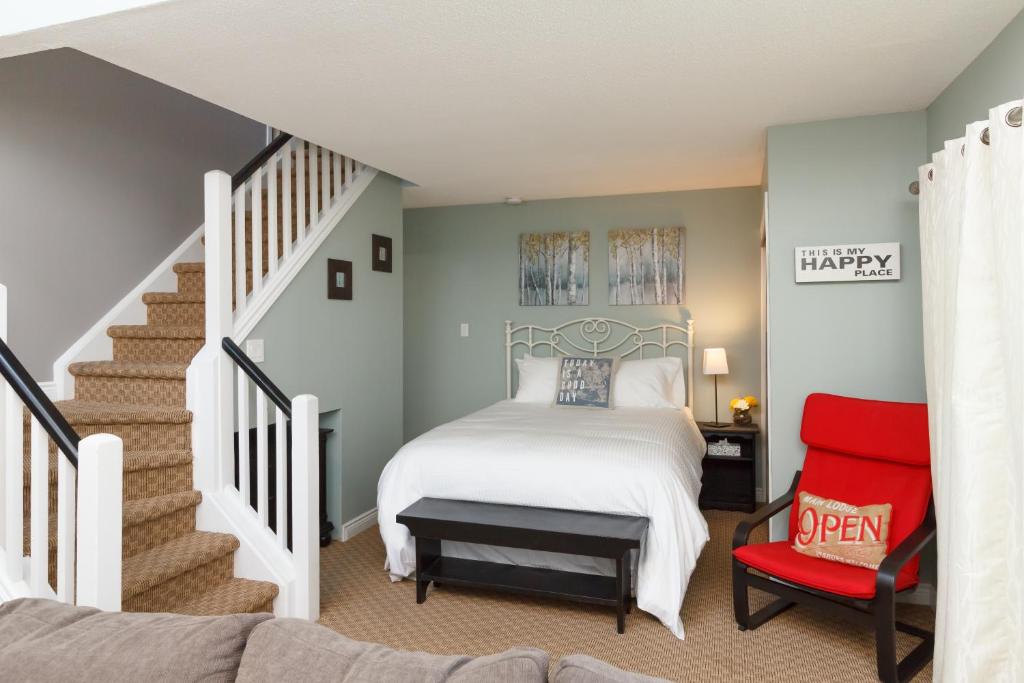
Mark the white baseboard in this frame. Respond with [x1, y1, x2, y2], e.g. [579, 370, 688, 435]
[897, 583, 936, 607]
[342, 507, 378, 542]
[37, 381, 57, 400]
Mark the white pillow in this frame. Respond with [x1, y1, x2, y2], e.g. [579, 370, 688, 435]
[614, 357, 686, 409]
[513, 355, 560, 403]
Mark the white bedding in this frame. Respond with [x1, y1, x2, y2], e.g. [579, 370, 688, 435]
[377, 400, 709, 638]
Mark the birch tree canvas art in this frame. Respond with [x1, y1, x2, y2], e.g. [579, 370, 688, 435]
[608, 227, 685, 305]
[519, 231, 590, 306]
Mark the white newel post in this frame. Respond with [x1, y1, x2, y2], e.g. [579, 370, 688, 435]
[76, 434, 123, 610]
[291, 394, 320, 620]
[191, 171, 235, 494]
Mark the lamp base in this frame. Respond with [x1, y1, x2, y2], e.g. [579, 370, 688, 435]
[704, 421, 732, 428]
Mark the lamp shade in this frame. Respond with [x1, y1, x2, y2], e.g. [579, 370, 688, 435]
[702, 347, 729, 375]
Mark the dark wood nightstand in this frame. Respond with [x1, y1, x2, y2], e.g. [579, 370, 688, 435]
[697, 422, 758, 512]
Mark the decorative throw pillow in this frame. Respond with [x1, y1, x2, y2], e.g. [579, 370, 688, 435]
[513, 355, 560, 403]
[555, 357, 615, 408]
[792, 491, 892, 569]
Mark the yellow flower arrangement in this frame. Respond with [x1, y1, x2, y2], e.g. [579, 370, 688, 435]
[729, 395, 760, 410]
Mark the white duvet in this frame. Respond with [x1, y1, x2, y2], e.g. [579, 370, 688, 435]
[377, 400, 709, 638]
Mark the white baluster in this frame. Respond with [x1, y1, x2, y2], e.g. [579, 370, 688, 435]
[29, 418, 48, 595]
[76, 434, 122, 611]
[320, 146, 329, 211]
[3, 385, 22, 582]
[250, 172, 263, 296]
[267, 154, 279, 278]
[237, 369, 250, 507]
[55, 452, 75, 602]
[295, 142, 307, 247]
[234, 186, 247, 313]
[291, 394, 319, 620]
[346, 157, 355, 187]
[256, 390, 268, 526]
[309, 145, 319, 226]
[332, 152, 342, 203]
[282, 144, 293, 261]
[274, 407, 287, 549]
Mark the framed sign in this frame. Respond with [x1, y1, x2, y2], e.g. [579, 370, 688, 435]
[795, 242, 900, 283]
[372, 234, 393, 273]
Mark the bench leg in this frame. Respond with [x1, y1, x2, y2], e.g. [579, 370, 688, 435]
[615, 554, 626, 634]
[415, 537, 441, 604]
[622, 550, 632, 614]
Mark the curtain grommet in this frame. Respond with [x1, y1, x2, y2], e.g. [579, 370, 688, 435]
[927, 169, 934, 181]
[1007, 106, 1022, 128]
[981, 127, 991, 145]
[909, 181, 920, 195]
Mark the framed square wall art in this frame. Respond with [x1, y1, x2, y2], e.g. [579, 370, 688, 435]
[608, 227, 685, 305]
[519, 231, 590, 306]
[327, 258, 352, 300]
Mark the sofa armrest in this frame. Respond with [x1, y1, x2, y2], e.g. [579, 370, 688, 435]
[732, 471, 801, 551]
[876, 500, 936, 599]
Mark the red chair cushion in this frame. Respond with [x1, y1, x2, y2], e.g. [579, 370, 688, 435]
[787, 394, 932, 583]
[733, 541, 918, 599]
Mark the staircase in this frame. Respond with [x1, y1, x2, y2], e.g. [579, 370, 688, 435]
[4, 135, 365, 616]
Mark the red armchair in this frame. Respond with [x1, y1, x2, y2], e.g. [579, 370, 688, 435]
[732, 393, 935, 683]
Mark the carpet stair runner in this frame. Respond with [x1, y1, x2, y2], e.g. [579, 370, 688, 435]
[19, 146, 334, 614]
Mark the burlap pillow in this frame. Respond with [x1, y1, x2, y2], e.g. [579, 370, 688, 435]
[792, 491, 892, 569]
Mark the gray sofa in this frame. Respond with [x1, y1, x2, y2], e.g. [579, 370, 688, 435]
[0, 599, 669, 682]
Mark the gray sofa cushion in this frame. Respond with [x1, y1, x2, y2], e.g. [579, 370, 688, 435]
[236, 618, 548, 682]
[552, 655, 672, 683]
[0, 597, 272, 682]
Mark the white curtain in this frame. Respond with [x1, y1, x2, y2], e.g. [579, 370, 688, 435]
[919, 100, 1023, 681]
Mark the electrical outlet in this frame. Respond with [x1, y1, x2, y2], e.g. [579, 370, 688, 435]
[460, 323, 470, 338]
[246, 339, 265, 362]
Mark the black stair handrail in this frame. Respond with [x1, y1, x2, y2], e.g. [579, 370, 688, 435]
[231, 133, 294, 192]
[222, 338, 292, 419]
[0, 338, 79, 468]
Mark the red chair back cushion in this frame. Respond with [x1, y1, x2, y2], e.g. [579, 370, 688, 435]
[788, 394, 932, 578]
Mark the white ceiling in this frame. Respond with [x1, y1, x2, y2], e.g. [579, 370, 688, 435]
[2, 0, 1021, 207]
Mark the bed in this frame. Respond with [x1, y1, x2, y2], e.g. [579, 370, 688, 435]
[377, 318, 709, 638]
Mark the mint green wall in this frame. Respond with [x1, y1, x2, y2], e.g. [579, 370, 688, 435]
[247, 173, 403, 530]
[927, 10, 1024, 153]
[765, 112, 928, 541]
[403, 187, 764, 481]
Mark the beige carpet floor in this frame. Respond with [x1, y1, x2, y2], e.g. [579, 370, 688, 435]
[318, 511, 932, 682]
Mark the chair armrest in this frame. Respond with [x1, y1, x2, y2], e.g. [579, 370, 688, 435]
[876, 500, 936, 597]
[732, 471, 801, 551]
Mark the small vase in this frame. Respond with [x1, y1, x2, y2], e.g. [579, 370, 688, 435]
[733, 408, 752, 425]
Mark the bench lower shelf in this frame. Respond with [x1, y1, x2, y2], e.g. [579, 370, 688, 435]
[420, 556, 619, 607]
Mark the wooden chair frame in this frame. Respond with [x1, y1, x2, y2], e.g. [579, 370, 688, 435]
[732, 472, 936, 683]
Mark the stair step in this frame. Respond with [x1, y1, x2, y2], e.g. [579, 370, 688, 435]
[172, 262, 204, 273]
[108, 325, 204, 364]
[122, 531, 238, 612]
[108, 325, 205, 340]
[141, 292, 204, 305]
[143, 292, 204, 326]
[123, 449, 193, 501]
[53, 400, 192, 451]
[175, 577, 279, 616]
[70, 361, 188, 408]
[123, 490, 202, 558]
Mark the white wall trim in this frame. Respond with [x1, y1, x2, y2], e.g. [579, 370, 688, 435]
[53, 225, 205, 398]
[233, 168, 378, 341]
[37, 381, 57, 401]
[341, 507, 377, 542]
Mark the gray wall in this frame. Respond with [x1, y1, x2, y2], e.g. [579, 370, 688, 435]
[764, 111, 927, 540]
[927, 10, 1024, 154]
[403, 187, 763, 481]
[0, 48, 265, 378]
[248, 173, 404, 529]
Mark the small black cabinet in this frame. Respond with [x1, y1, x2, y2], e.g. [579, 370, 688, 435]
[697, 422, 758, 513]
[234, 425, 335, 547]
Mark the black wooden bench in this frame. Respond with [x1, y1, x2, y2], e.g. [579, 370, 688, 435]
[396, 498, 649, 633]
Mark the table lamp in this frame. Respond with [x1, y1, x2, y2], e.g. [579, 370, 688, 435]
[702, 347, 729, 427]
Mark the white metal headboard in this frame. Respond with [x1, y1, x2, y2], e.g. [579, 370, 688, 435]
[504, 317, 696, 408]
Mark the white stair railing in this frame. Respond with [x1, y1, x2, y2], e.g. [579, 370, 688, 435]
[188, 170, 320, 619]
[0, 284, 123, 609]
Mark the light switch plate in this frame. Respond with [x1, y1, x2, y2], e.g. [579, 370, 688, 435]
[246, 339, 265, 362]
[460, 323, 470, 338]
